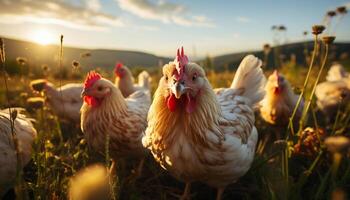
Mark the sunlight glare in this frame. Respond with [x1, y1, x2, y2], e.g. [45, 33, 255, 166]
[33, 29, 54, 45]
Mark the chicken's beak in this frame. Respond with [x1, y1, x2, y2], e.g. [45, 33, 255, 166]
[171, 82, 185, 99]
[81, 88, 90, 97]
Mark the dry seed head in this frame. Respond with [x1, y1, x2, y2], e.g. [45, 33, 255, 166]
[27, 97, 45, 109]
[72, 60, 80, 68]
[303, 31, 308, 36]
[80, 52, 91, 58]
[41, 64, 49, 71]
[322, 36, 336, 45]
[337, 6, 347, 14]
[312, 25, 326, 35]
[16, 57, 27, 65]
[20, 92, 28, 99]
[278, 25, 286, 31]
[30, 79, 47, 92]
[263, 43, 271, 54]
[10, 110, 18, 121]
[327, 10, 337, 17]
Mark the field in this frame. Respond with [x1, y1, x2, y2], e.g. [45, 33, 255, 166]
[1, 3, 350, 199]
[0, 32, 350, 200]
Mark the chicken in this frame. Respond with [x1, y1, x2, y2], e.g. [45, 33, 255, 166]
[142, 48, 266, 200]
[259, 70, 303, 127]
[30, 79, 83, 123]
[80, 71, 150, 174]
[114, 63, 151, 97]
[0, 108, 37, 196]
[315, 77, 350, 117]
[326, 63, 349, 82]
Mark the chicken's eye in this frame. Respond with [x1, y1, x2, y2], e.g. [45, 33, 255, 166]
[165, 75, 168, 81]
[192, 74, 197, 81]
[97, 86, 103, 91]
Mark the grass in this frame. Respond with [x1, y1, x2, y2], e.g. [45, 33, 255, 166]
[0, 33, 350, 200]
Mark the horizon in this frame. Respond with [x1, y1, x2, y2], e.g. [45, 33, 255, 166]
[0, 0, 349, 58]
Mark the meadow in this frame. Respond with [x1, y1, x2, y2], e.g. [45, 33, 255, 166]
[1, 10, 350, 200]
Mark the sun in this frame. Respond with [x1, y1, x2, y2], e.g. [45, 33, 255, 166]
[33, 29, 54, 45]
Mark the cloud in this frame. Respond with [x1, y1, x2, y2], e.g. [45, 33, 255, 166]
[0, 0, 123, 31]
[236, 16, 251, 23]
[86, 0, 102, 12]
[117, 0, 214, 27]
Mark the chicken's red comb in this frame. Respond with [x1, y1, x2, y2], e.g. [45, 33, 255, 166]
[84, 71, 101, 89]
[174, 46, 188, 80]
[114, 62, 123, 74]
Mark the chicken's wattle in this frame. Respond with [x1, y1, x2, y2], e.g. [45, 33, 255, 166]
[167, 94, 177, 112]
[166, 93, 196, 113]
[84, 96, 101, 107]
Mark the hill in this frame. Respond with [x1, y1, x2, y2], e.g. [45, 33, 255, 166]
[1, 37, 172, 71]
[209, 41, 350, 70]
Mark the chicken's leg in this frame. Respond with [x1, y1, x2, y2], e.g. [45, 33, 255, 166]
[216, 188, 225, 200]
[180, 182, 191, 200]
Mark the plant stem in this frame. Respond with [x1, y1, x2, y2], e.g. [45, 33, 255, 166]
[287, 34, 318, 137]
[299, 44, 329, 129]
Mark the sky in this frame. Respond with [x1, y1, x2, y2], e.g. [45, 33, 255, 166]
[0, 0, 349, 58]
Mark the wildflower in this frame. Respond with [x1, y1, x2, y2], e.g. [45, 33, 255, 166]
[324, 136, 350, 154]
[312, 25, 326, 35]
[337, 6, 347, 14]
[322, 36, 336, 45]
[293, 127, 326, 157]
[27, 97, 45, 109]
[30, 79, 47, 92]
[16, 57, 27, 65]
[68, 164, 113, 200]
[72, 60, 80, 69]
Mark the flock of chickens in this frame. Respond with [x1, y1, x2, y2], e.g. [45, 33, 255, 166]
[1, 47, 349, 199]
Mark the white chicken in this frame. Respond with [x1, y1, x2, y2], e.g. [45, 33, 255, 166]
[315, 77, 350, 117]
[80, 71, 151, 174]
[30, 80, 83, 123]
[326, 63, 349, 82]
[0, 108, 37, 196]
[114, 63, 151, 98]
[142, 48, 266, 199]
[259, 70, 303, 127]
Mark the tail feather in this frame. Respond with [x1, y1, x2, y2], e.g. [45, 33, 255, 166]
[138, 71, 151, 90]
[231, 55, 266, 107]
